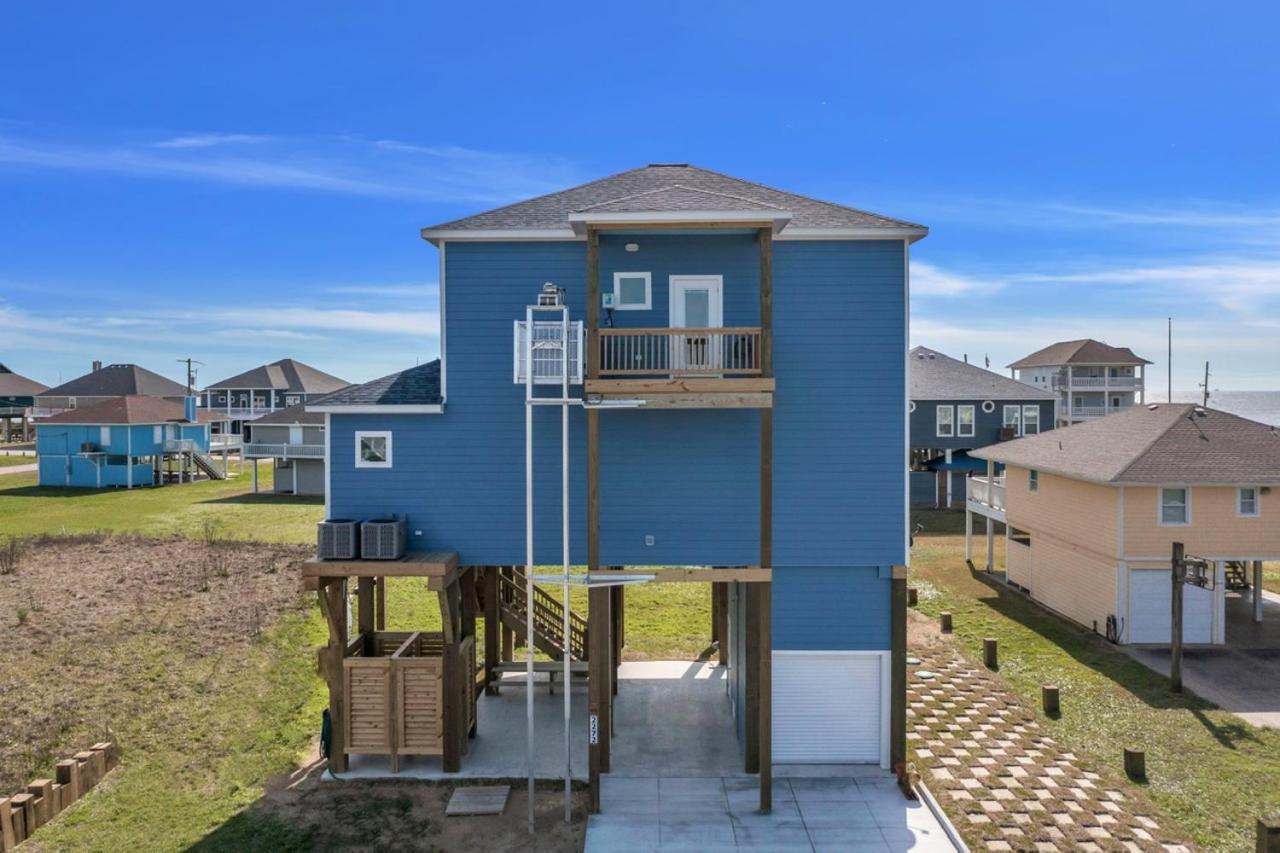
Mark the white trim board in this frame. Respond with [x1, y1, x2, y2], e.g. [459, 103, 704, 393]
[307, 404, 444, 414]
[419, 224, 928, 245]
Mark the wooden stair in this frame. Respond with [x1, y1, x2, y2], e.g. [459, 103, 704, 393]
[497, 568, 588, 662]
[1225, 561, 1250, 591]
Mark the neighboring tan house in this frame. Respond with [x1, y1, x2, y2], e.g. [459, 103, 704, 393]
[966, 404, 1280, 645]
[0, 363, 48, 441]
[35, 395, 228, 488]
[243, 403, 326, 495]
[909, 346, 1056, 508]
[35, 362, 189, 417]
[202, 358, 349, 434]
[1008, 339, 1152, 427]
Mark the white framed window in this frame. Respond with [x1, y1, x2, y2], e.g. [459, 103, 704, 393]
[1022, 405, 1041, 435]
[153, 425, 162, 443]
[1159, 487, 1190, 526]
[1003, 405, 1022, 436]
[936, 405, 954, 437]
[1029, 469, 1039, 493]
[355, 431, 393, 469]
[1239, 487, 1260, 517]
[957, 405, 976, 438]
[981, 400, 995, 413]
[99, 426, 111, 446]
[612, 272, 652, 310]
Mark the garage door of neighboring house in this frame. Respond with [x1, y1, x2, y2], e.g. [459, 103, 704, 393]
[1128, 568, 1214, 644]
[773, 651, 886, 766]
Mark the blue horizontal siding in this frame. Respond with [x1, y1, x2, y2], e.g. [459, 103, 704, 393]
[910, 399, 1055, 450]
[773, 567, 889, 650]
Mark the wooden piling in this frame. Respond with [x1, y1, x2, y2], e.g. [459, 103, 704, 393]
[907, 587, 918, 607]
[26, 780, 52, 828]
[1, 797, 14, 852]
[1124, 748, 1145, 780]
[983, 638, 998, 669]
[10, 796, 33, 843]
[940, 612, 953, 633]
[1042, 685, 1060, 716]
[55, 759, 81, 802]
[1258, 818, 1280, 852]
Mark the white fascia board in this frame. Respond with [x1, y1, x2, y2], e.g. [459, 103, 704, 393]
[420, 228, 579, 245]
[776, 226, 929, 242]
[306, 404, 445, 414]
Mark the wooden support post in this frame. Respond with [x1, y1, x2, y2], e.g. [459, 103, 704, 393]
[1124, 747, 1146, 780]
[611, 579, 621, 700]
[318, 581, 348, 772]
[10, 797, 33, 843]
[964, 508, 973, 562]
[376, 576, 386, 631]
[755, 226, 773, 812]
[890, 565, 908, 776]
[501, 567, 515, 662]
[715, 582, 729, 666]
[26, 781, 52, 828]
[588, 702, 601, 814]
[442, 640, 463, 772]
[1042, 685, 1060, 716]
[589, 583, 612, 772]
[484, 567, 500, 695]
[757, 580, 772, 814]
[55, 759, 81, 803]
[1171, 541, 1184, 693]
[357, 576, 374, 650]
[1258, 818, 1280, 853]
[983, 638, 998, 670]
[73, 751, 96, 789]
[1255, 560, 1266, 624]
[940, 612, 953, 633]
[0, 797, 14, 852]
[744, 583, 760, 774]
[907, 587, 918, 607]
[985, 514, 995, 572]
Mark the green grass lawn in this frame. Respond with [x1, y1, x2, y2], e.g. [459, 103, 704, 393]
[910, 508, 1280, 852]
[0, 454, 34, 467]
[0, 461, 322, 544]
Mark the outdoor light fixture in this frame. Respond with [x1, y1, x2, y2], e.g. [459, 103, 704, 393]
[625, 242, 639, 252]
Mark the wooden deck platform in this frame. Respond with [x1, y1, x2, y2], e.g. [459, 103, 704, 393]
[303, 551, 460, 589]
[584, 377, 775, 410]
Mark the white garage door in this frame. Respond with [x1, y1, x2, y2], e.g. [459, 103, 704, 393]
[1129, 568, 1214, 644]
[773, 652, 884, 764]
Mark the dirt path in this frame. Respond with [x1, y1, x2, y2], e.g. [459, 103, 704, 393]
[908, 613, 1192, 852]
[0, 463, 36, 475]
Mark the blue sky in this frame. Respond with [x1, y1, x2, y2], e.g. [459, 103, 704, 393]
[2, 2, 1278, 392]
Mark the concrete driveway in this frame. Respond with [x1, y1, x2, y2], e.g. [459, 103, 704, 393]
[1127, 587, 1280, 728]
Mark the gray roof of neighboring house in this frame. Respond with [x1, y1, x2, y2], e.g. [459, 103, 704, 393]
[1008, 339, 1152, 369]
[39, 364, 189, 398]
[204, 358, 350, 394]
[0, 364, 48, 397]
[971, 403, 1280, 485]
[38, 395, 224, 426]
[422, 164, 926, 236]
[910, 347, 1055, 401]
[250, 402, 325, 426]
[309, 360, 441, 408]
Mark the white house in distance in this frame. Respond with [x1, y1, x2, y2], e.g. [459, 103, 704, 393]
[1008, 339, 1151, 427]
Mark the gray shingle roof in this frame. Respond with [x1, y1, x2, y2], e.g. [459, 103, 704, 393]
[910, 347, 1055, 401]
[423, 164, 925, 234]
[38, 395, 223, 425]
[1008, 339, 1152, 369]
[39, 364, 188, 398]
[249, 402, 326, 426]
[204, 358, 350, 394]
[310, 360, 441, 408]
[0, 364, 48, 397]
[971, 404, 1280, 485]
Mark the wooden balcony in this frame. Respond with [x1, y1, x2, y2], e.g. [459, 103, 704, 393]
[585, 326, 774, 409]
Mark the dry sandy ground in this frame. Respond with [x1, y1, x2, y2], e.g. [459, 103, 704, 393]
[0, 533, 310, 792]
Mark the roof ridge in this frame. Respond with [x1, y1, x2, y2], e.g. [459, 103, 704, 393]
[573, 182, 790, 213]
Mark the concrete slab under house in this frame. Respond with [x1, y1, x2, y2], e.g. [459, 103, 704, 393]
[301, 164, 953, 837]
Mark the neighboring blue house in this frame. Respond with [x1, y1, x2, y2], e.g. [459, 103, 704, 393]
[35, 395, 226, 488]
[909, 346, 1057, 507]
[311, 164, 926, 804]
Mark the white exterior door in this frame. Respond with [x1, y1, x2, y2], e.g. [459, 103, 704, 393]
[1128, 567, 1215, 644]
[773, 651, 887, 766]
[289, 425, 304, 445]
[669, 275, 723, 372]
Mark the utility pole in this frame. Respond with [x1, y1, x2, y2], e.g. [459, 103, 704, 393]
[1167, 317, 1173, 403]
[176, 357, 204, 394]
[1199, 361, 1210, 407]
[1171, 541, 1184, 692]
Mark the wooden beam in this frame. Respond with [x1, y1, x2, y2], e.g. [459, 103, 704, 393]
[357, 577, 375, 640]
[588, 220, 777, 232]
[758, 581, 772, 814]
[375, 576, 386, 631]
[744, 583, 760, 774]
[585, 378, 775, 394]
[714, 582, 729, 666]
[890, 564, 908, 773]
[596, 393, 772, 410]
[317, 581, 348, 772]
[756, 227, 774, 812]
[604, 567, 772, 583]
[483, 567, 500, 695]
[302, 551, 458, 579]
[589, 583, 612, 771]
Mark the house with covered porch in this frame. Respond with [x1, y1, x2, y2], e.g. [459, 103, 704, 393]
[307, 164, 924, 813]
[202, 358, 349, 435]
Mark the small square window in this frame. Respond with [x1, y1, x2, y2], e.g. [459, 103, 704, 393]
[1022, 405, 1041, 435]
[1160, 487, 1189, 525]
[612, 272, 652, 310]
[936, 405, 955, 438]
[957, 405, 975, 438]
[1029, 469, 1039, 493]
[1003, 405, 1022, 435]
[355, 431, 393, 468]
[1239, 487, 1260, 517]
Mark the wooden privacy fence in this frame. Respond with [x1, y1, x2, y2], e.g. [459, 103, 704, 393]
[597, 327, 763, 376]
[342, 631, 476, 772]
[1, 741, 117, 851]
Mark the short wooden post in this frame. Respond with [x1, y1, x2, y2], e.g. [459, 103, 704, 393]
[49, 784, 64, 817]
[56, 759, 82, 802]
[74, 751, 97, 789]
[1042, 685, 1060, 716]
[483, 567, 500, 695]
[983, 638, 998, 669]
[9, 799, 25, 846]
[10, 796, 33, 842]
[1, 797, 15, 851]
[1257, 817, 1280, 852]
[940, 612, 953, 634]
[907, 587, 918, 607]
[588, 701, 601, 814]
[91, 741, 117, 772]
[26, 780, 52, 827]
[1124, 748, 1146, 780]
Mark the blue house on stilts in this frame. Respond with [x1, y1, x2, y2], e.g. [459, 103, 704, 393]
[309, 164, 926, 810]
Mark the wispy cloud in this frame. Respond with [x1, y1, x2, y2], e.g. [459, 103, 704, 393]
[911, 261, 991, 296]
[323, 282, 437, 298]
[0, 128, 581, 205]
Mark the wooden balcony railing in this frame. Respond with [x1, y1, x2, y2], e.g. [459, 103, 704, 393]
[597, 327, 763, 377]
